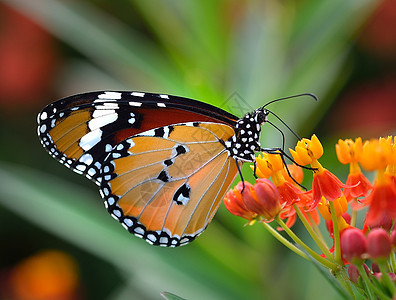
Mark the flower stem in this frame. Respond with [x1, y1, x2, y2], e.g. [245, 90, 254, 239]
[260, 221, 309, 261]
[329, 201, 342, 264]
[378, 261, 395, 296]
[390, 252, 396, 273]
[333, 267, 355, 299]
[293, 204, 334, 261]
[357, 264, 390, 300]
[351, 204, 358, 227]
[275, 216, 337, 270]
[307, 212, 328, 248]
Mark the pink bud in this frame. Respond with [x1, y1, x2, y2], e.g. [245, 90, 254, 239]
[340, 228, 367, 263]
[348, 264, 370, 283]
[367, 228, 392, 260]
[224, 182, 256, 220]
[243, 179, 280, 220]
[372, 262, 380, 273]
[391, 229, 396, 248]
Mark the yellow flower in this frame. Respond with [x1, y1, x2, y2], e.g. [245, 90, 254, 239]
[254, 152, 284, 179]
[289, 134, 323, 166]
[360, 137, 395, 171]
[317, 195, 348, 221]
[335, 138, 363, 165]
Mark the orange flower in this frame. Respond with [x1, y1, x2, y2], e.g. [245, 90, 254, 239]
[276, 180, 302, 206]
[310, 168, 346, 209]
[243, 179, 282, 221]
[344, 171, 373, 202]
[336, 138, 372, 201]
[364, 172, 396, 227]
[335, 138, 363, 164]
[289, 134, 323, 166]
[359, 137, 395, 171]
[317, 195, 348, 221]
[290, 135, 347, 209]
[280, 164, 304, 185]
[357, 137, 396, 226]
[254, 152, 284, 179]
[254, 154, 302, 206]
[385, 137, 396, 185]
[224, 182, 257, 221]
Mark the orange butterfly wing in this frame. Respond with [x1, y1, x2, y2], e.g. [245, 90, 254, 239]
[100, 122, 241, 247]
[37, 91, 238, 186]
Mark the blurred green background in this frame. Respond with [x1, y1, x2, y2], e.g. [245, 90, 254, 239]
[0, 0, 395, 299]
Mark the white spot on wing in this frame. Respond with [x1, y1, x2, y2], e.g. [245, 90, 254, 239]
[101, 102, 119, 109]
[92, 109, 115, 118]
[157, 103, 166, 107]
[134, 227, 144, 236]
[129, 101, 142, 107]
[40, 112, 47, 120]
[128, 117, 135, 124]
[88, 113, 118, 130]
[131, 92, 145, 97]
[76, 164, 87, 172]
[40, 124, 47, 133]
[159, 94, 169, 99]
[98, 91, 122, 99]
[79, 129, 103, 151]
[79, 153, 94, 165]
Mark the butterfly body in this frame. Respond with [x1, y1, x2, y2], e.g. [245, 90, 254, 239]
[37, 91, 267, 246]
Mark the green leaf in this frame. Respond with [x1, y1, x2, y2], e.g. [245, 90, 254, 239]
[161, 291, 187, 300]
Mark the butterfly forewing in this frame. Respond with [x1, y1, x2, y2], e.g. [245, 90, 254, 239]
[100, 122, 241, 246]
[37, 91, 238, 186]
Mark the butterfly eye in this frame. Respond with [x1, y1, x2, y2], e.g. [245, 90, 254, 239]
[256, 110, 268, 125]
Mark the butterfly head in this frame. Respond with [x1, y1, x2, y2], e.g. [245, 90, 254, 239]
[254, 107, 269, 125]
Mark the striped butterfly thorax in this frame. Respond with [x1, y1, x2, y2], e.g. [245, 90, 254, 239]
[37, 91, 269, 247]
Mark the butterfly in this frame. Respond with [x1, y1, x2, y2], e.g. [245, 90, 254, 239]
[37, 91, 314, 247]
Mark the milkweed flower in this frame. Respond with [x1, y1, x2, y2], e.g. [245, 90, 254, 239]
[367, 228, 392, 261]
[340, 228, 367, 264]
[290, 134, 347, 209]
[336, 138, 373, 201]
[242, 178, 282, 221]
[224, 134, 396, 299]
[360, 138, 396, 227]
[223, 182, 257, 221]
[317, 195, 348, 221]
[254, 153, 301, 206]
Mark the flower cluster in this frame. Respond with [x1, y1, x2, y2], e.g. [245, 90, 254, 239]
[224, 135, 396, 299]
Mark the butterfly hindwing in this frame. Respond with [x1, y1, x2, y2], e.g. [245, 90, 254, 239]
[100, 122, 241, 247]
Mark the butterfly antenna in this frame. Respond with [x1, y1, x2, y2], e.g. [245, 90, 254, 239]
[267, 110, 301, 141]
[262, 93, 318, 109]
[267, 120, 285, 150]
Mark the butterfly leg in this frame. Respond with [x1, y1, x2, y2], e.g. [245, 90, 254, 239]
[260, 147, 316, 171]
[253, 160, 258, 179]
[259, 147, 315, 190]
[235, 158, 246, 193]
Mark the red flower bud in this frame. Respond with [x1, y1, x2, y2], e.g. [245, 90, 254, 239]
[224, 182, 257, 220]
[367, 228, 392, 260]
[372, 262, 380, 273]
[391, 229, 396, 248]
[348, 264, 371, 283]
[243, 179, 281, 220]
[342, 212, 351, 225]
[340, 228, 367, 263]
